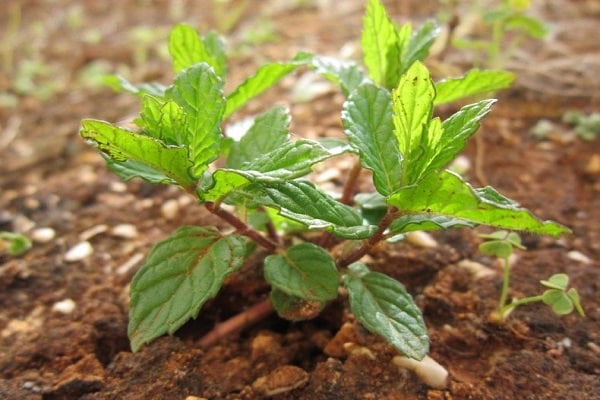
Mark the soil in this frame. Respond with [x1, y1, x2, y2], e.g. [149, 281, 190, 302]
[1, 1, 599, 399]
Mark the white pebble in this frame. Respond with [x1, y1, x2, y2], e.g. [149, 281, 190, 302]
[65, 241, 93, 262]
[31, 227, 56, 243]
[567, 250, 592, 264]
[116, 252, 144, 275]
[110, 224, 138, 239]
[405, 231, 438, 248]
[161, 199, 179, 220]
[52, 298, 76, 314]
[457, 259, 496, 279]
[79, 224, 108, 240]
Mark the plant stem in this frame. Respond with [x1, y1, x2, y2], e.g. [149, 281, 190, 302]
[497, 257, 511, 313]
[337, 206, 397, 268]
[340, 159, 363, 205]
[205, 202, 278, 252]
[198, 298, 274, 348]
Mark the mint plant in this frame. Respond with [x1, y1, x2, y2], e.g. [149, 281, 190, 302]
[80, 0, 569, 361]
[479, 231, 584, 323]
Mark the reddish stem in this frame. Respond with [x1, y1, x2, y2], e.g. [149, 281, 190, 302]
[198, 298, 274, 348]
[205, 202, 278, 252]
[340, 160, 363, 205]
[337, 207, 397, 268]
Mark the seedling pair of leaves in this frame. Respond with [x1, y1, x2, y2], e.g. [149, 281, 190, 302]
[80, 0, 569, 360]
[480, 231, 584, 322]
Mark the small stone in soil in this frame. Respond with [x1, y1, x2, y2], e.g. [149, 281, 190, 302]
[65, 241, 93, 262]
[161, 199, 179, 220]
[31, 227, 56, 243]
[110, 223, 138, 239]
[252, 365, 309, 397]
[52, 298, 76, 314]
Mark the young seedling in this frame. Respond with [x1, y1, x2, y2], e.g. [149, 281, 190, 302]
[80, 0, 569, 370]
[450, 0, 549, 69]
[0, 231, 31, 256]
[479, 230, 584, 323]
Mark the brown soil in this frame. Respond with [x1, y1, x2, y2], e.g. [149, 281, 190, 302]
[1, 1, 599, 399]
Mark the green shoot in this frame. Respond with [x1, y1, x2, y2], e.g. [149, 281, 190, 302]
[479, 231, 584, 323]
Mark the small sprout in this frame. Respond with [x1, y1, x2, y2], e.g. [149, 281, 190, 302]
[480, 231, 585, 323]
[0, 231, 32, 256]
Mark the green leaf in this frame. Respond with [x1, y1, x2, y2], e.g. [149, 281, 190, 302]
[389, 214, 477, 234]
[168, 24, 227, 77]
[567, 288, 585, 317]
[166, 63, 225, 177]
[244, 139, 334, 179]
[362, 0, 400, 87]
[270, 289, 327, 321]
[224, 55, 309, 118]
[435, 70, 515, 105]
[137, 96, 187, 145]
[427, 99, 495, 174]
[200, 171, 375, 238]
[342, 83, 403, 196]
[104, 157, 181, 185]
[343, 262, 429, 360]
[540, 273, 569, 290]
[309, 54, 369, 96]
[264, 243, 339, 302]
[505, 15, 549, 39]
[104, 74, 167, 97]
[479, 240, 514, 259]
[252, 179, 374, 239]
[542, 289, 573, 315]
[387, 170, 571, 237]
[80, 119, 196, 188]
[392, 61, 436, 185]
[128, 226, 246, 352]
[226, 106, 291, 169]
[402, 20, 439, 74]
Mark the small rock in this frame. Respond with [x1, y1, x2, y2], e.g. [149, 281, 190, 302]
[567, 250, 592, 264]
[252, 365, 309, 397]
[457, 259, 496, 280]
[115, 252, 144, 276]
[405, 231, 438, 248]
[585, 154, 600, 175]
[79, 224, 107, 241]
[110, 224, 138, 239]
[52, 298, 76, 314]
[161, 199, 179, 220]
[65, 241, 93, 262]
[31, 227, 56, 243]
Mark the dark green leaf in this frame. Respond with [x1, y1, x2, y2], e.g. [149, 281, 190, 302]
[387, 170, 571, 237]
[389, 214, 477, 234]
[343, 262, 429, 360]
[264, 243, 339, 302]
[226, 106, 291, 169]
[342, 83, 403, 196]
[166, 63, 225, 177]
[434, 70, 515, 105]
[128, 226, 246, 351]
[81, 119, 196, 188]
[244, 139, 334, 179]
